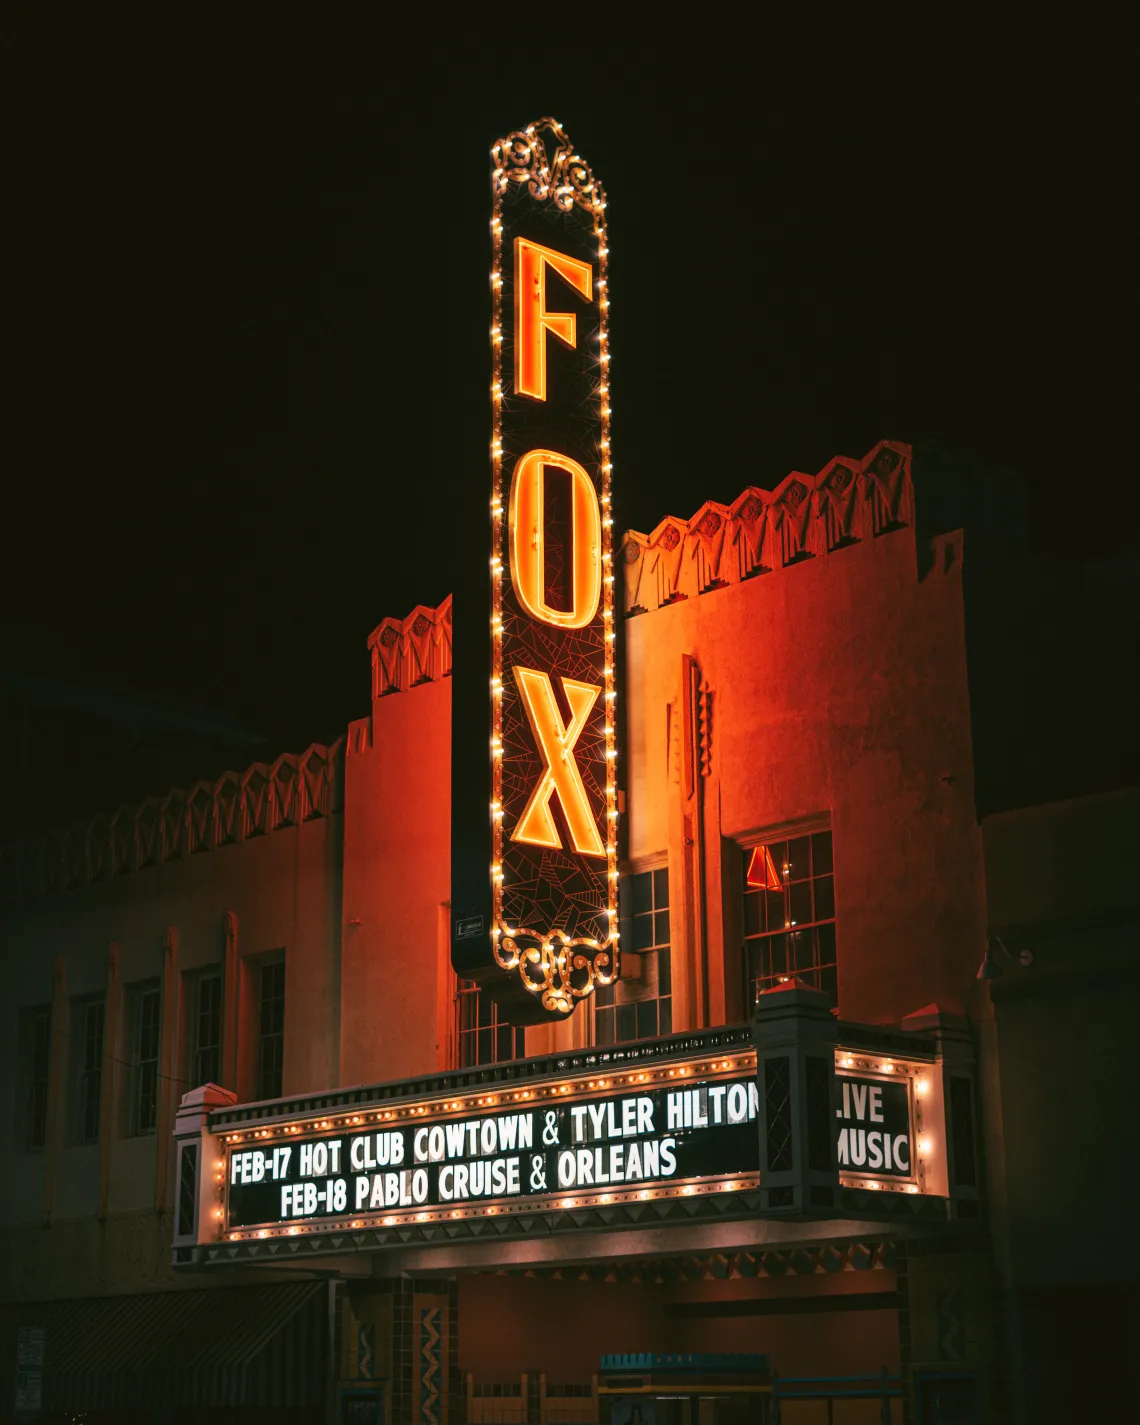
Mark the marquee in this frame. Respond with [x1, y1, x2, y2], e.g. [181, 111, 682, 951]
[212, 1045, 935, 1243]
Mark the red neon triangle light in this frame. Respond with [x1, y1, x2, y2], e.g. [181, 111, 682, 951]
[746, 845, 782, 892]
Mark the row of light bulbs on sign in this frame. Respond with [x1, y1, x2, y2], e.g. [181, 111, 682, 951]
[218, 1058, 752, 1147]
[223, 1173, 762, 1242]
[486, 178, 618, 960]
[837, 1053, 932, 1192]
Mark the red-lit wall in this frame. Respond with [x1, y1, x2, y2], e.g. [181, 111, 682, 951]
[623, 526, 985, 1031]
[339, 676, 451, 1086]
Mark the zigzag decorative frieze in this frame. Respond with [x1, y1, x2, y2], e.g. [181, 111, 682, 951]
[491, 1241, 895, 1282]
[368, 595, 453, 697]
[0, 740, 346, 905]
[621, 440, 913, 616]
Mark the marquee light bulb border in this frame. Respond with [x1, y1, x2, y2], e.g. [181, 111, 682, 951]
[487, 117, 618, 1015]
[210, 1047, 939, 1242]
[218, 1052, 760, 1240]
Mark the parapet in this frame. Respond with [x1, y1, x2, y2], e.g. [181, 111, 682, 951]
[368, 595, 453, 697]
[0, 740, 345, 905]
[621, 440, 913, 616]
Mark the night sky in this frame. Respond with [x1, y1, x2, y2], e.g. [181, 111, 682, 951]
[4, 31, 1136, 833]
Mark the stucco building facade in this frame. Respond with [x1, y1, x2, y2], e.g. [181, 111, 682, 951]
[1, 441, 1135, 1425]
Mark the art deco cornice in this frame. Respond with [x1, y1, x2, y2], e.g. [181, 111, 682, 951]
[0, 740, 346, 905]
[621, 440, 914, 616]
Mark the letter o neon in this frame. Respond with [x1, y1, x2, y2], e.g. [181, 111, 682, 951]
[509, 449, 601, 629]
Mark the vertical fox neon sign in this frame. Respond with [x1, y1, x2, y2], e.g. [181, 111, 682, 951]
[455, 118, 617, 1022]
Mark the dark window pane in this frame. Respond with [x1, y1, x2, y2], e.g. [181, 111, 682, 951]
[764, 889, 785, 931]
[746, 942, 764, 985]
[594, 982, 613, 1008]
[744, 827, 836, 1007]
[637, 999, 658, 1039]
[133, 987, 162, 1136]
[658, 950, 671, 994]
[138, 1061, 158, 1134]
[33, 1012, 51, 1077]
[743, 892, 762, 937]
[659, 997, 672, 1035]
[25, 1009, 52, 1151]
[820, 964, 838, 1003]
[787, 836, 811, 882]
[603, 866, 669, 1050]
[257, 961, 286, 1100]
[789, 879, 812, 926]
[195, 975, 222, 1087]
[632, 872, 653, 916]
[457, 982, 522, 1067]
[80, 1000, 104, 1143]
[85, 1002, 104, 1072]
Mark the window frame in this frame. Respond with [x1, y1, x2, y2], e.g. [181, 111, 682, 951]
[453, 978, 525, 1069]
[124, 980, 163, 1137]
[593, 860, 672, 1047]
[739, 818, 837, 1010]
[72, 994, 105, 1146]
[17, 1005, 52, 1152]
[255, 954, 287, 1102]
[187, 969, 224, 1090]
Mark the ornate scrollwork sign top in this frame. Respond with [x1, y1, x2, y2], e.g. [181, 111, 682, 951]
[492, 117, 607, 216]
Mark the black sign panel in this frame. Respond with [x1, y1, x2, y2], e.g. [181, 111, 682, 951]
[450, 116, 617, 1025]
[227, 1077, 759, 1231]
[835, 1074, 913, 1178]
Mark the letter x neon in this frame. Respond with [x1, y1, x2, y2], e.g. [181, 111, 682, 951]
[511, 666, 605, 857]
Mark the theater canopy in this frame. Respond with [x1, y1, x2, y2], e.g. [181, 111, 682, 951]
[173, 997, 981, 1272]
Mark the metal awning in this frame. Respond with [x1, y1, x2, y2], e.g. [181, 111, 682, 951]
[1, 1279, 328, 1412]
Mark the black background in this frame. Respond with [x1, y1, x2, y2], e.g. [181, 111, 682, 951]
[3, 26, 1135, 838]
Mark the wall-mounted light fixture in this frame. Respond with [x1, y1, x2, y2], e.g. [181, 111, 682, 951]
[976, 934, 1034, 981]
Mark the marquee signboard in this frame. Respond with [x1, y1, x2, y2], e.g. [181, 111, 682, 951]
[451, 117, 617, 1024]
[213, 1048, 932, 1243]
[836, 1072, 913, 1178]
[226, 1071, 760, 1231]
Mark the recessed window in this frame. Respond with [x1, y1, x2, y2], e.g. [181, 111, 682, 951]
[256, 959, 286, 1101]
[126, 983, 162, 1136]
[75, 997, 105, 1144]
[743, 829, 837, 1006]
[455, 981, 525, 1067]
[192, 973, 223, 1088]
[18, 1007, 52, 1151]
[595, 867, 672, 1045]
